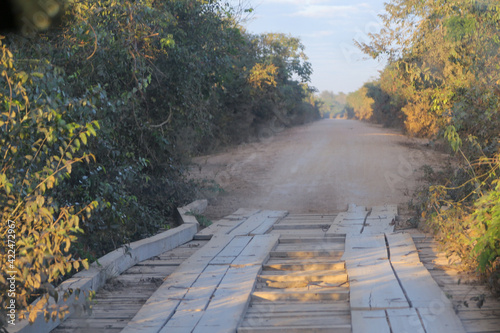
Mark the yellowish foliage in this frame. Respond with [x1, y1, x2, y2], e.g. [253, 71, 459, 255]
[248, 63, 278, 90]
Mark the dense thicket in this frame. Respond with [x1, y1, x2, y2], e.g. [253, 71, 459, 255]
[0, 0, 319, 325]
[350, 0, 500, 291]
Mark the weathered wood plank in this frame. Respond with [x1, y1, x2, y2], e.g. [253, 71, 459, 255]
[247, 303, 350, 313]
[192, 265, 261, 333]
[251, 211, 287, 235]
[122, 265, 177, 275]
[275, 243, 344, 252]
[252, 289, 349, 302]
[229, 211, 286, 236]
[231, 234, 280, 267]
[175, 265, 229, 312]
[326, 207, 368, 235]
[418, 307, 466, 333]
[270, 229, 328, 237]
[386, 308, 425, 333]
[278, 237, 344, 244]
[392, 262, 452, 308]
[270, 250, 343, 259]
[347, 260, 409, 310]
[386, 232, 420, 264]
[266, 257, 346, 265]
[210, 236, 253, 265]
[326, 219, 364, 235]
[462, 319, 500, 332]
[227, 208, 262, 219]
[351, 310, 391, 333]
[259, 272, 347, 284]
[227, 211, 272, 236]
[348, 204, 367, 214]
[361, 216, 394, 235]
[240, 312, 350, 327]
[243, 311, 350, 319]
[237, 326, 351, 333]
[272, 224, 331, 230]
[263, 262, 345, 271]
[121, 234, 235, 333]
[196, 218, 238, 237]
[342, 234, 388, 263]
[370, 205, 398, 216]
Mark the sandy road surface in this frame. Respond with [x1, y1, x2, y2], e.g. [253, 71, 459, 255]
[189, 119, 446, 220]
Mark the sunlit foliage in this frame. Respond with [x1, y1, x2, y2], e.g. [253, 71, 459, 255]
[355, 0, 500, 289]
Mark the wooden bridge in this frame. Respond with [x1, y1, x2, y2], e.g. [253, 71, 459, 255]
[51, 205, 500, 333]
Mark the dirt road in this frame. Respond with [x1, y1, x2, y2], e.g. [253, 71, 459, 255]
[190, 119, 446, 220]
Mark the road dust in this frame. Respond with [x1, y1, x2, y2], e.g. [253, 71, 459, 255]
[189, 119, 447, 221]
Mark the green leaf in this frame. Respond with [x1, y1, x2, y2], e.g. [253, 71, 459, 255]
[79, 132, 87, 145]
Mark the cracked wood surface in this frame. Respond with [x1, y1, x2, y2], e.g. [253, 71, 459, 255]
[340, 204, 466, 333]
[51, 205, 496, 333]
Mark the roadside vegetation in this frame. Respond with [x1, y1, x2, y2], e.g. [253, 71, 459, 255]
[316, 91, 347, 119]
[348, 0, 500, 292]
[0, 0, 320, 326]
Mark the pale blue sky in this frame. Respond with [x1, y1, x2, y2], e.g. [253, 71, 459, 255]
[234, 0, 388, 94]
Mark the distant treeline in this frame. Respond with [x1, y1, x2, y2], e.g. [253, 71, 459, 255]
[316, 91, 347, 119]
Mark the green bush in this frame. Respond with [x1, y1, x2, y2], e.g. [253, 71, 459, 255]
[0, 37, 97, 326]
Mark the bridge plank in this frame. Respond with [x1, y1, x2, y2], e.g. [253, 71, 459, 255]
[347, 260, 409, 310]
[386, 308, 425, 332]
[193, 265, 261, 333]
[229, 211, 286, 236]
[386, 232, 420, 264]
[351, 310, 390, 333]
[210, 236, 252, 265]
[232, 234, 280, 267]
[418, 307, 467, 333]
[392, 262, 452, 308]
